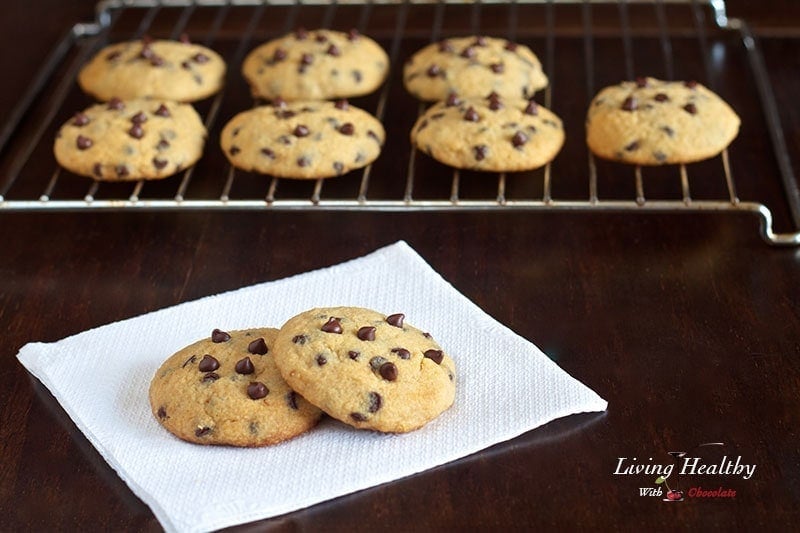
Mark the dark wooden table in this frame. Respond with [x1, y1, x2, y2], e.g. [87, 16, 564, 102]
[1, 1, 799, 530]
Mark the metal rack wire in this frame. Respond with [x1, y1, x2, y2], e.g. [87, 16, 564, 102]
[0, 0, 798, 246]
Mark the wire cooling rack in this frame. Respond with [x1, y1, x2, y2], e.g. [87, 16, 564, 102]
[0, 0, 798, 246]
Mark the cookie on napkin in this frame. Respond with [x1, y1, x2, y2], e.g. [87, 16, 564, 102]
[273, 307, 456, 433]
[586, 77, 741, 165]
[149, 328, 322, 446]
[242, 28, 389, 101]
[403, 35, 548, 102]
[411, 93, 564, 172]
[53, 98, 206, 181]
[78, 37, 226, 102]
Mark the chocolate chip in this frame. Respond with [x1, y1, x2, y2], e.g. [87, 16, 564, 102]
[277, 109, 296, 119]
[248, 337, 268, 355]
[76, 135, 93, 150]
[293, 125, 310, 137]
[179, 33, 191, 44]
[350, 412, 367, 422]
[131, 111, 147, 124]
[72, 113, 90, 126]
[635, 77, 649, 88]
[490, 63, 504, 74]
[334, 99, 349, 110]
[157, 406, 167, 419]
[195, 427, 211, 437]
[369, 356, 387, 370]
[273, 97, 288, 109]
[504, 41, 518, 52]
[348, 28, 360, 41]
[315, 33, 328, 43]
[367, 130, 381, 144]
[182, 355, 197, 368]
[181, 60, 191, 70]
[321, 317, 343, 333]
[297, 156, 310, 167]
[474, 144, 488, 161]
[316, 353, 327, 366]
[464, 107, 480, 122]
[116, 165, 129, 178]
[654, 151, 668, 162]
[139, 45, 153, 60]
[474, 36, 488, 47]
[654, 93, 669, 103]
[424, 349, 444, 364]
[621, 96, 638, 111]
[247, 382, 268, 399]
[153, 158, 168, 169]
[426, 64, 441, 77]
[300, 53, 313, 65]
[108, 98, 124, 111]
[261, 147, 275, 159]
[379, 362, 398, 381]
[229, 146, 241, 156]
[460, 46, 476, 59]
[391, 347, 410, 360]
[129, 125, 144, 139]
[198, 354, 220, 372]
[212, 329, 231, 343]
[150, 55, 164, 67]
[386, 313, 404, 328]
[326, 44, 341, 57]
[295, 27, 309, 40]
[683, 103, 698, 115]
[348, 350, 360, 360]
[154, 104, 170, 117]
[488, 98, 503, 111]
[357, 326, 376, 341]
[92, 163, 102, 177]
[685, 80, 698, 89]
[624, 140, 640, 152]
[438, 40, 453, 53]
[511, 131, 528, 148]
[235, 357, 255, 375]
[292, 334, 308, 344]
[201, 372, 219, 383]
[106, 50, 121, 61]
[661, 125, 675, 137]
[272, 48, 287, 63]
[445, 93, 461, 107]
[339, 123, 355, 135]
[286, 391, 299, 410]
[157, 139, 170, 151]
[333, 161, 344, 175]
[368, 392, 382, 413]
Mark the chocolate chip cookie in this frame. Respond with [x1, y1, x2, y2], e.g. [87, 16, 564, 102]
[78, 37, 226, 102]
[242, 28, 389, 101]
[149, 328, 322, 447]
[53, 98, 206, 181]
[411, 93, 564, 172]
[403, 36, 548, 102]
[586, 77, 741, 165]
[220, 99, 385, 179]
[272, 307, 456, 434]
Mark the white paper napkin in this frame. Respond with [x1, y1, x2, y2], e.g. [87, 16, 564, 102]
[17, 240, 606, 533]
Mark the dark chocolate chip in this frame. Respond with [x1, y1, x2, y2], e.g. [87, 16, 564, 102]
[685, 80, 698, 89]
[131, 111, 147, 124]
[201, 372, 220, 383]
[286, 391, 299, 410]
[438, 40, 454, 53]
[424, 349, 444, 364]
[247, 382, 268, 399]
[92, 163, 102, 177]
[295, 27, 309, 40]
[333, 161, 344, 175]
[106, 50, 121, 61]
[635, 77, 649, 88]
[273, 97, 288, 109]
[357, 326, 376, 341]
[379, 361, 398, 381]
[348, 350, 360, 360]
[198, 354, 220, 372]
[316, 353, 327, 366]
[490, 63, 504, 74]
[352, 69, 363, 83]
[182, 355, 197, 368]
[273, 48, 287, 63]
[315, 33, 328, 43]
[72, 113, 90, 126]
[368, 392, 382, 413]
[277, 109, 296, 119]
[460, 46, 476, 59]
[334, 99, 349, 110]
[489, 98, 503, 111]
[426, 64, 442, 77]
[350, 412, 367, 422]
[157, 139, 170, 151]
[229, 146, 241, 156]
[474, 144, 488, 161]
[474, 36, 488, 47]
[445, 93, 461, 107]
[504, 41, 518, 52]
[248, 337, 268, 355]
[116, 165, 129, 178]
[235, 357, 255, 375]
[212, 329, 231, 343]
[386, 313, 404, 327]
[129, 125, 144, 139]
[261, 147, 275, 159]
[654, 151, 668, 162]
[661, 125, 675, 137]
[624, 140, 640, 152]
[654, 93, 669, 103]
[391, 347, 410, 360]
[511, 131, 528, 148]
[292, 334, 308, 344]
[348, 28, 360, 41]
[154, 104, 170, 117]
[293, 125, 310, 137]
[463, 107, 480, 122]
[108, 98, 124, 111]
[157, 406, 167, 419]
[149, 55, 164, 67]
[369, 356, 387, 370]
[300, 53, 313, 65]
[339, 123, 355, 135]
[367, 130, 381, 144]
[181, 60, 191, 70]
[416, 119, 429, 133]
[321, 317, 343, 333]
[76, 135, 93, 150]
[153, 158, 168, 170]
[298, 156, 310, 167]
[195, 427, 212, 437]
[683, 103, 698, 115]
[621, 96, 638, 111]
[326, 44, 341, 57]
[139, 45, 153, 60]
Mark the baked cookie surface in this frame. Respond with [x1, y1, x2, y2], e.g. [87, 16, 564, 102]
[403, 36, 548, 102]
[53, 98, 206, 181]
[273, 307, 456, 433]
[220, 99, 385, 179]
[149, 328, 322, 447]
[586, 77, 741, 165]
[78, 38, 226, 102]
[242, 28, 389, 101]
[411, 93, 564, 172]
